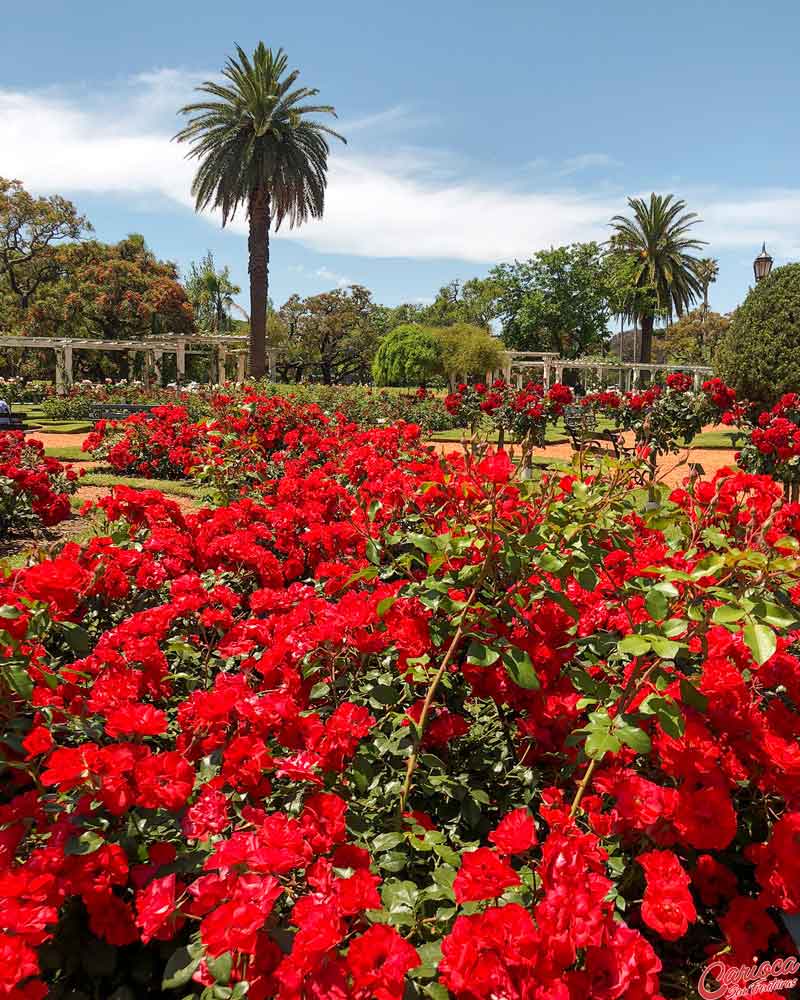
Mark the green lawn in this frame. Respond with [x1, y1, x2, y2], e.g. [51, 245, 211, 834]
[45, 445, 93, 462]
[79, 470, 203, 499]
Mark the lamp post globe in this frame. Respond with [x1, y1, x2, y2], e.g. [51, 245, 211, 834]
[754, 243, 774, 283]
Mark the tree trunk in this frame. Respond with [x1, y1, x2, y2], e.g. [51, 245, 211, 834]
[247, 188, 270, 378]
[639, 313, 654, 364]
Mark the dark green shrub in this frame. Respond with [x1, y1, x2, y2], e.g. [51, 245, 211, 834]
[372, 324, 442, 386]
[715, 263, 800, 409]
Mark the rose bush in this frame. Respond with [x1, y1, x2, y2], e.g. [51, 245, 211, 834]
[0, 432, 77, 539]
[738, 393, 800, 492]
[581, 376, 741, 462]
[1, 399, 799, 999]
[84, 390, 453, 481]
[444, 379, 573, 451]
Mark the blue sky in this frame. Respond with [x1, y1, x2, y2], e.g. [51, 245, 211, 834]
[2, 0, 799, 315]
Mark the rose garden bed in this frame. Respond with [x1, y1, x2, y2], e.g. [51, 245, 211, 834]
[0, 395, 799, 999]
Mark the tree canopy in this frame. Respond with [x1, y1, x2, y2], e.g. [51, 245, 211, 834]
[18, 234, 194, 342]
[0, 177, 91, 317]
[654, 309, 730, 365]
[372, 324, 441, 386]
[490, 242, 611, 357]
[607, 194, 705, 363]
[275, 285, 378, 384]
[185, 252, 242, 333]
[715, 263, 800, 409]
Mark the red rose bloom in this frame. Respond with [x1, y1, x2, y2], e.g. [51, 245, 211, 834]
[346, 924, 420, 1000]
[453, 847, 521, 903]
[637, 850, 697, 941]
[489, 807, 538, 854]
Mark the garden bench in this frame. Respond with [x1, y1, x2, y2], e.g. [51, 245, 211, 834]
[85, 403, 158, 422]
[563, 405, 632, 460]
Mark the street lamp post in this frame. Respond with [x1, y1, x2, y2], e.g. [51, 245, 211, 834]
[754, 243, 774, 283]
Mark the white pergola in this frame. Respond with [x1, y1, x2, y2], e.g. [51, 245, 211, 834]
[0, 334, 282, 393]
[486, 352, 713, 392]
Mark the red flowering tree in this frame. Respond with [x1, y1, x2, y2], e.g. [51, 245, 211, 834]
[0, 397, 799, 999]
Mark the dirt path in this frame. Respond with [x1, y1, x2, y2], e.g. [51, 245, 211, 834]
[24, 429, 90, 451]
[429, 439, 740, 487]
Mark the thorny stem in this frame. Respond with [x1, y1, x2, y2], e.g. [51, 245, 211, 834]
[397, 506, 497, 817]
[569, 656, 660, 818]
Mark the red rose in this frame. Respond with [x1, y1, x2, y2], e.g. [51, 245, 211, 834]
[489, 807, 538, 854]
[453, 847, 521, 903]
[347, 924, 420, 1000]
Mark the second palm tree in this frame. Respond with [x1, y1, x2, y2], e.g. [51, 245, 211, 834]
[609, 193, 705, 364]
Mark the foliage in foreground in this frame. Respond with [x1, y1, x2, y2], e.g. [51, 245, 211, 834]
[0, 432, 77, 539]
[1, 398, 800, 999]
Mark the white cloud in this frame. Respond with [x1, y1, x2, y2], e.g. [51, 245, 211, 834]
[314, 266, 352, 288]
[337, 104, 429, 133]
[561, 153, 621, 174]
[2, 74, 799, 263]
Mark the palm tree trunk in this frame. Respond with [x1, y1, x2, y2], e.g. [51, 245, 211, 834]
[247, 188, 270, 378]
[639, 313, 654, 364]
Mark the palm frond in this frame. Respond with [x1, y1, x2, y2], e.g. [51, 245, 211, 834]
[174, 42, 345, 227]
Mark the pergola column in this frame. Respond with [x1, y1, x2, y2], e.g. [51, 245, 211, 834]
[63, 343, 73, 389]
[236, 352, 247, 383]
[555, 364, 564, 385]
[542, 363, 551, 389]
[143, 350, 154, 390]
[217, 347, 227, 385]
[55, 348, 65, 395]
[128, 350, 137, 382]
[176, 341, 186, 383]
[153, 350, 163, 388]
[693, 369, 702, 391]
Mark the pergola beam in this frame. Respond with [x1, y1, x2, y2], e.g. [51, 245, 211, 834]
[0, 334, 266, 394]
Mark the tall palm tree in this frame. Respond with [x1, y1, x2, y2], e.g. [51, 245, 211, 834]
[175, 44, 345, 377]
[608, 194, 706, 363]
[186, 251, 241, 333]
[696, 256, 719, 321]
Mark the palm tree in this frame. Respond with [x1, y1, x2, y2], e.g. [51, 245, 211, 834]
[175, 44, 345, 377]
[608, 194, 706, 363]
[186, 251, 241, 333]
[696, 256, 719, 321]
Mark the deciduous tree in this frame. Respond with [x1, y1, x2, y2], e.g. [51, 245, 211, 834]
[490, 243, 611, 357]
[277, 285, 378, 384]
[0, 177, 90, 320]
